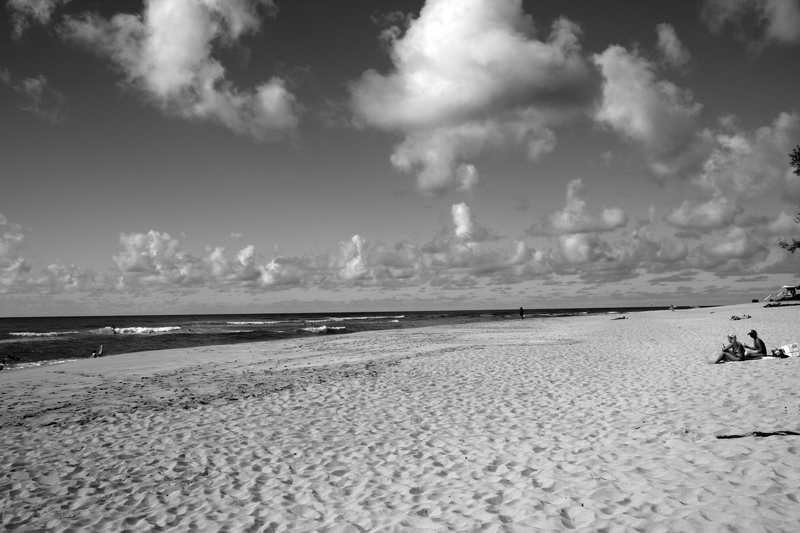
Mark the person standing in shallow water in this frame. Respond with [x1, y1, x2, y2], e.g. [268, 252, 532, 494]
[519, 307, 524, 320]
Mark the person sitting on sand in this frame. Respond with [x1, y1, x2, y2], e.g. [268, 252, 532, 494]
[743, 330, 767, 358]
[714, 334, 745, 364]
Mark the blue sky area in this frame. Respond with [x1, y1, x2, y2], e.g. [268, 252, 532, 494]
[1, 0, 800, 316]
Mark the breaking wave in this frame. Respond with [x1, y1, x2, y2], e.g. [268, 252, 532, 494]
[112, 326, 182, 335]
[300, 325, 349, 334]
[226, 321, 282, 325]
[9, 331, 80, 337]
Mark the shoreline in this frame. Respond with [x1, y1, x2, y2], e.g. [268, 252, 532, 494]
[0, 305, 686, 370]
[2, 302, 800, 530]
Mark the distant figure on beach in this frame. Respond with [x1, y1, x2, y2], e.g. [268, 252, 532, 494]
[714, 334, 745, 363]
[91, 344, 104, 358]
[744, 330, 767, 358]
[519, 307, 524, 320]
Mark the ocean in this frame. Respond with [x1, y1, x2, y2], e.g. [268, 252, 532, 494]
[0, 307, 670, 370]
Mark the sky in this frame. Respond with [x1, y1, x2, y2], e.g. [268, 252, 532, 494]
[1, 0, 800, 316]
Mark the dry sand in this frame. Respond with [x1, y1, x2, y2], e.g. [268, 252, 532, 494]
[2, 302, 800, 532]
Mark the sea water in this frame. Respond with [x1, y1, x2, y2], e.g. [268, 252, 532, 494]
[0, 307, 669, 370]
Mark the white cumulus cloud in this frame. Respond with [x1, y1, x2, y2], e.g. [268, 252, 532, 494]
[258, 257, 309, 288]
[204, 245, 260, 282]
[767, 211, 800, 234]
[350, 0, 596, 194]
[113, 230, 206, 286]
[665, 196, 739, 231]
[702, 227, 765, 261]
[693, 112, 800, 199]
[593, 44, 702, 174]
[60, 0, 299, 140]
[337, 235, 371, 281]
[663, 112, 800, 233]
[532, 178, 628, 235]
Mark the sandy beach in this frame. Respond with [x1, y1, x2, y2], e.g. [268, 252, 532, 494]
[2, 302, 800, 532]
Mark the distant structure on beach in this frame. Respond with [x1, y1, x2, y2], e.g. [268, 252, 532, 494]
[765, 284, 800, 302]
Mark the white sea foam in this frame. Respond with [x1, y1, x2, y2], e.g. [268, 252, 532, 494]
[308, 315, 405, 323]
[9, 331, 80, 337]
[301, 326, 348, 334]
[226, 321, 281, 325]
[3, 358, 78, 370]
[113, 326, 182, 334]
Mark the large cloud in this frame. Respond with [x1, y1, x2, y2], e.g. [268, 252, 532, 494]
[59, 0, 299, 140]
[703, 0, 800, 46]
[350, 0, 597, 194]
[593, 44, 702, 173]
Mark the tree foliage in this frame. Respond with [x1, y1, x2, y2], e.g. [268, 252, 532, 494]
[791, 145, 800, 176]
[778, 144, 800, 253]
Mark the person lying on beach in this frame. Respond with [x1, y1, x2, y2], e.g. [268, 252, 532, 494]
[714, 334, 745, 363]
[743, 330, 767, 358]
